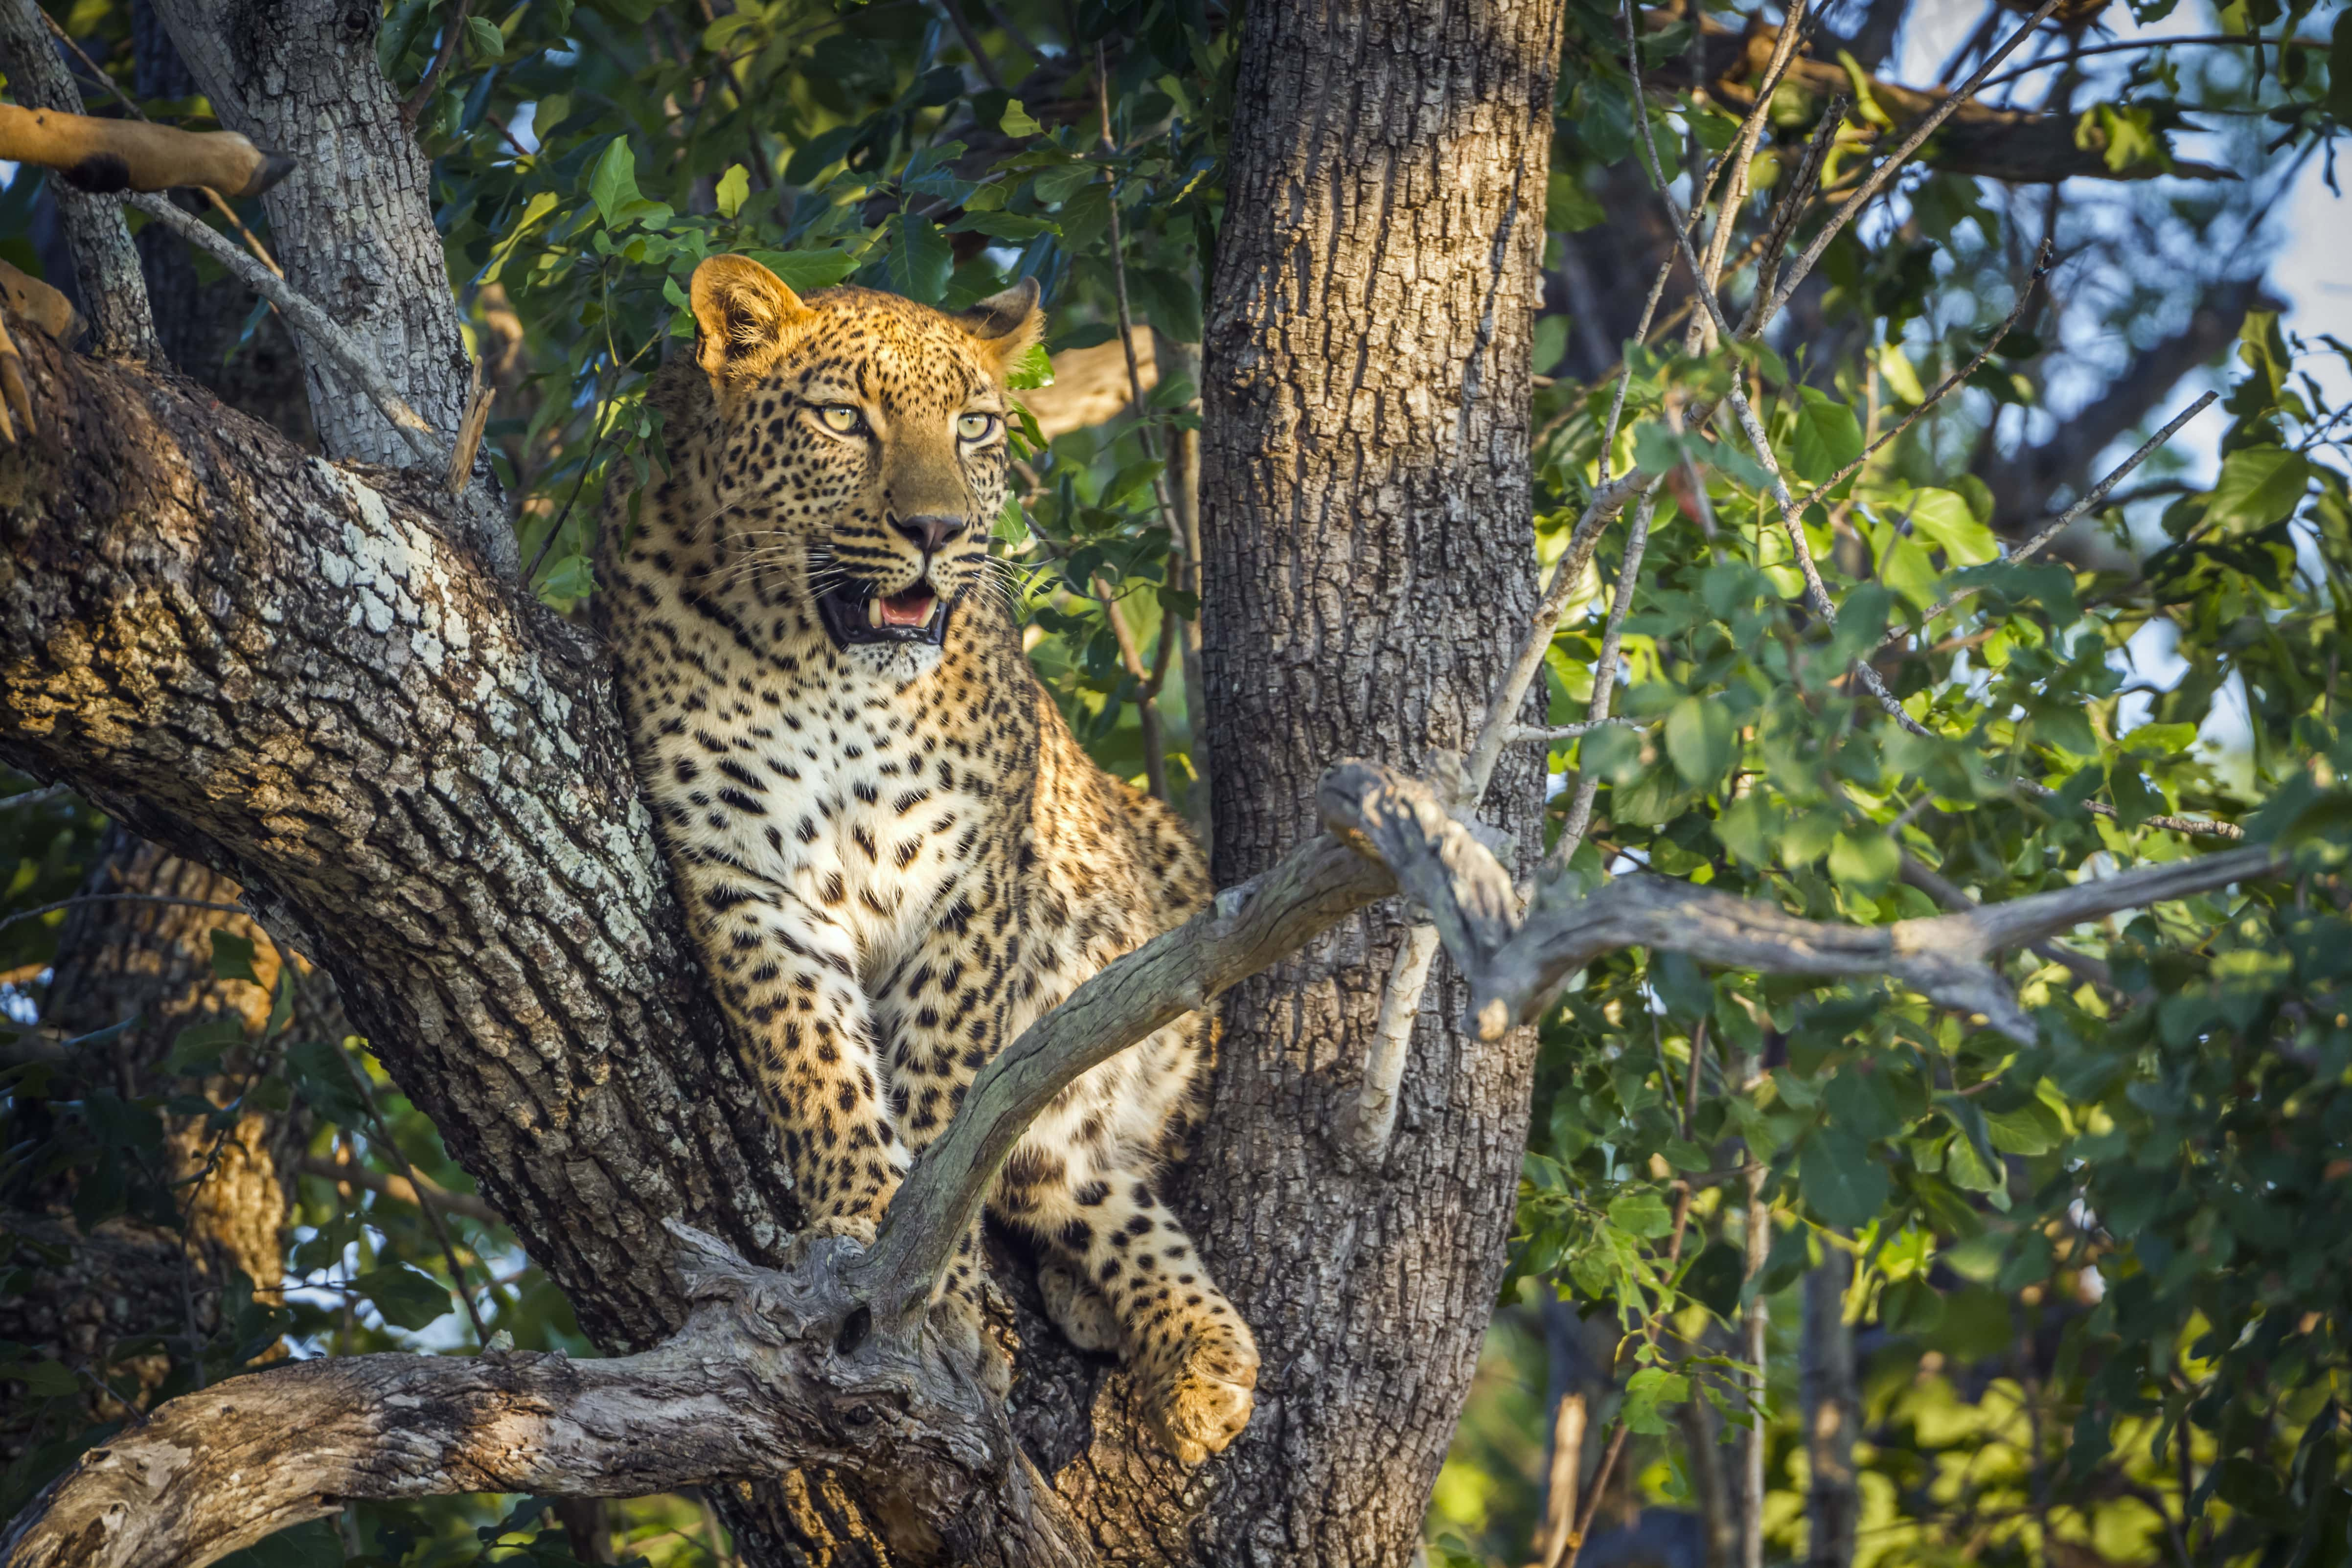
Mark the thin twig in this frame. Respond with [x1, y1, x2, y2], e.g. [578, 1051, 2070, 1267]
[1561, 1019, 1708, 1568]
[0, 782, 70, 812]
[1092, 575, 1167, 798]
[1550, 492, 1658, 874]
[1878, 391, 2219, 655]
[1510, 717, 1649, 745]
[125, 193, 447, 465]
[297, 1153, 502, 1226]
[0, 891, 250, 935]
[333, 1039, 496, 1345]
[941, 0, 1006, 91]
[1974, 32, 2329, 95]
[1092, 41, 1178, 800]
[400, 0, 478, 130]
[1756, 0, 2066, 335]
[1790, 239, 2055, 516]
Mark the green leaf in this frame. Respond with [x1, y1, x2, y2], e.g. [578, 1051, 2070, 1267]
[210, 930, 259, 984]
[465, 14, 504, 62]
[587, 138, 642, 228]
[999, 98, 1044, 136]
[1823, 1065, 1909, 1143]
[284, 1038, 369, 1123]
[1827, 830, 1899, 889]
[354, 1264, 454, 1332]
[1006, 342, 1055, 392]
[1664, 697, 1735, 788]
[1713, 793, 1781, 868]
[17, 1358, 78, 1397]
[714, 164, 751, 220]
[214, 1519, 345, 1568]
[1606, 1191, 1675, 1239]
[1900, 487, 2000, 566]
[1791, 388, 1864, 484]
[743, 248, 859, 293]
[1620, 1364, 1690, 1435]
[2206, 444, 2312, 533]
[1545, 171, 1605, 233]
[1983, 1100, 2064, 1157]
[948, 210, 1058, 241]
[1031, 163, 1097, 205]
[536, 555, 596, 604]
[887, 213, 955, 306]
[167, 1015, 246, 1074]
[1800, 1130, 1890, 1228]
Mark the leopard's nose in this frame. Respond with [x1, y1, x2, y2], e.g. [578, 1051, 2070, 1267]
[891, 514, 968, 555]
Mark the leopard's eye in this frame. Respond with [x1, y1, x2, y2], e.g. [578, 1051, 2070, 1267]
[956, 412, 999, 442]
[818, 405, 863, 435]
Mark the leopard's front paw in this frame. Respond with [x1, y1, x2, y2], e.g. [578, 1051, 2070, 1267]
[1039, 1261, 1121, 1355]
[1137, 1318, 1260, 1467]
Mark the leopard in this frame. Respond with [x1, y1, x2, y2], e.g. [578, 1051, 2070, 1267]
[594, 253, 1258, 1467]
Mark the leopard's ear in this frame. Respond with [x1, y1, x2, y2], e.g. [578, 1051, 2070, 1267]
[691, 256, 811, 391]
[956, 277, 1044, 378]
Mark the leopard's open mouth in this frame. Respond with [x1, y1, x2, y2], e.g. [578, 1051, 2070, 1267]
[814, 579, 955, 650]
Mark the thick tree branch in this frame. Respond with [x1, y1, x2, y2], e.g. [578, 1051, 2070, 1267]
[0, 327, 793, 1354]
[0, 1226, 1086, 1568]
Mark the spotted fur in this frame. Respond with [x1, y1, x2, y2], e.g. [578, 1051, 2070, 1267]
[595, 256, 1257, 1465]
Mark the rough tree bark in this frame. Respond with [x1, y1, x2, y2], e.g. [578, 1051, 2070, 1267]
[127, 0, 318, 448]
[1191, 0, 1565, 1560]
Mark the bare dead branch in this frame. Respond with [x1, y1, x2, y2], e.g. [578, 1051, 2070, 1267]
[1510, 717, 1648, 745]
[1899, 852, 2114, 992]
[1315, 760, 2283, 1047]
[0, 1225, 1086, 1568]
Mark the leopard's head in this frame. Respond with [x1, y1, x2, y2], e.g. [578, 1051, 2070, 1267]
[686, 254, 1042, 656]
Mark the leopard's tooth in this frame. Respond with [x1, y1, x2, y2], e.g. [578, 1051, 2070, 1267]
[867, 596, 885, 628]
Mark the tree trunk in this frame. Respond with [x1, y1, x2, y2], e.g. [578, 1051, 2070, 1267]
[146, 0, 469, 469]
[126, 0, 318, 449]
[1800, 1243, 1857, 1568]
[1192, 0, 1563, 1560]
[0, 828, 332, 1472]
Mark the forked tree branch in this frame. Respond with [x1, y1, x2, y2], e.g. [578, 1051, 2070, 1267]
[0, 1226, 1085, 1568]
[1315, 760, 2283, 1046]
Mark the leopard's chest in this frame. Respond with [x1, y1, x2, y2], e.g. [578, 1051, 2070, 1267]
[645, 639, 995, 982]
